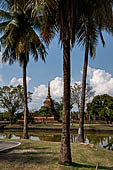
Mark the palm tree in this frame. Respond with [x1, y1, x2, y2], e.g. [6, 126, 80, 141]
[27, 0, 80, 165]
[56, 0, 82, 165]
[76, 0, 113, 142]
[0, 0, 47, 139]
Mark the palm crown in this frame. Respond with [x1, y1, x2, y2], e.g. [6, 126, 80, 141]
[0, 0, 47, 65]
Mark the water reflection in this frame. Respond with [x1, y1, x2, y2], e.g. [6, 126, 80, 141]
[71, 134, 113, 150]
[0, 131, 113, 150]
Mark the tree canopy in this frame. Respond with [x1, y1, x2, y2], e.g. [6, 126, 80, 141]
[89, 94, 113, 122]
[71, 82, 95, 112]
[0, 85, 32, 123]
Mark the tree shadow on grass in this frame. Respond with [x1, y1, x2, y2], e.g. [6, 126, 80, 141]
[72, 162, 113, 169]
[33, 146, 50, 150]
[0, 150, 57, 165]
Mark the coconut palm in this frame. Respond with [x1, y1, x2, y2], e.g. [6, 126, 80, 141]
[55, 0, 82, 165]
[76, 0, 113, 142]
[0, 0, 47, 139]
[27, 0, 82, 165]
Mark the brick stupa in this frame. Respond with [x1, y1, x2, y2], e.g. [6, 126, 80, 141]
[44, 82, 59, 120]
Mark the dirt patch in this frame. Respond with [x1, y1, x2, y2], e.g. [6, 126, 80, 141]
[10, 149, 38, 154]
[80, 143, 94, 148]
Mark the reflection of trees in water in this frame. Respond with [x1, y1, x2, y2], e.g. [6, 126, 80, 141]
[5, 133, 13, 139]
[71, 135, 77, 143]
[86, 135, 106, 146]
[38, 134, 61, 142]
[0, 131, 22, 139]
[0, 131, 113, 150]
[71, 134, 105, 144]
[71, 134, 113, 150]
[103, 136, 113, 150]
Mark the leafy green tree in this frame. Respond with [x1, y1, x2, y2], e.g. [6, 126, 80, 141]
[0, 85, 32, 124]
[0, 0, 46, 138]
[90, 94, 113, 122]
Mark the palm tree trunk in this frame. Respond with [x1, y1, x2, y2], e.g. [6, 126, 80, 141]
[59, 39, 72, 166]
[22, 59, 29, 139]
[77, 39, 89, 143]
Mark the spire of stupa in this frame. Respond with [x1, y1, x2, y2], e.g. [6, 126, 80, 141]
[48, 81, 51, 97]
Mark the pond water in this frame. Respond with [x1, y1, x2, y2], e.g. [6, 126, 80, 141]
[0, 130, 113, 150]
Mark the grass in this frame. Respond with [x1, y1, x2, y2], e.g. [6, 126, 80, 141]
[0, 140, 113, 170]
[3, 122, 113, 131]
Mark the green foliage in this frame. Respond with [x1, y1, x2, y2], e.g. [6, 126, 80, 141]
[0, 85, 32, 123]
[53, 100, 63, 120]
[38, 106, 53, 117]
[0, 0, 47, 66]
[89, 94, 113, 121]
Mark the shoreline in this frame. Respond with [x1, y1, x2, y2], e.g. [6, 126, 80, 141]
[0, 127, 113, 133]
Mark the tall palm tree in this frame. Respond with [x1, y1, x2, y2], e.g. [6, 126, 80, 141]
[76, 0, 113, 142]
[55, 0, 82, 165]
[0, 0, 47, 139]
[27, 0, 81, 165]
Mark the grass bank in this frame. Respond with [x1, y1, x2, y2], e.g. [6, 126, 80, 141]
[0, 140, 113, 170]
[2, 122, 113, 132]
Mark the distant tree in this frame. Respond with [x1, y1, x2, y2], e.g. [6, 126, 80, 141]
[86, 102, 93, 121]
[71, 83, 81, 115]
[38, 106, 53, 117]
[90, 94, 113, 122]
[0, 85, 32, 124]
[71, 83, 95, 119]
[53, 100, 63, 120]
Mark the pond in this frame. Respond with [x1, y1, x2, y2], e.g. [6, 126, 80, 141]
[0, 130, 113, 150]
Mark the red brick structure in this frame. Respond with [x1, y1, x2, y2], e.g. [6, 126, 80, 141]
[43, 82, 59, 120]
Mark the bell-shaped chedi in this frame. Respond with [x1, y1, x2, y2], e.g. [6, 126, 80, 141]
[44, 82, 53, 107]
[43, 82, 59, 120]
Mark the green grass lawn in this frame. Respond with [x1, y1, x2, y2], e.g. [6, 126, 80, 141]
[0, 140, 113, 170]
[3, 122, 113, 131]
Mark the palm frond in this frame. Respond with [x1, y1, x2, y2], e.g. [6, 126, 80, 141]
[26, 0, 57, 45]
[0, 0, 48, 66]
[2, 44, 16, 64]
[99, 30, 105, 47]
[30, 43, 39, 61]
[0, 10, 12, 21]
[0, 21, 10, 34]
[28, 27, 47, 62]
[89, 42, 96, 58]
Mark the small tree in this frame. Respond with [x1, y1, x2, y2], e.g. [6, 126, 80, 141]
[71, 83, 95, 119]
[53, 100, 63, 120]
[0, 85, 32, 124]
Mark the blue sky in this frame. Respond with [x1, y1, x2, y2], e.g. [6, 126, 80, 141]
[0, 32, 113, 110]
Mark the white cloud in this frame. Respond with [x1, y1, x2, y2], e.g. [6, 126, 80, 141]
[50, 77, 63, 98]
[29, 77, 63, 110]
[87, 66, 113, 96]
[28, 84, 47, 111]
[10, 77, 31, 86]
